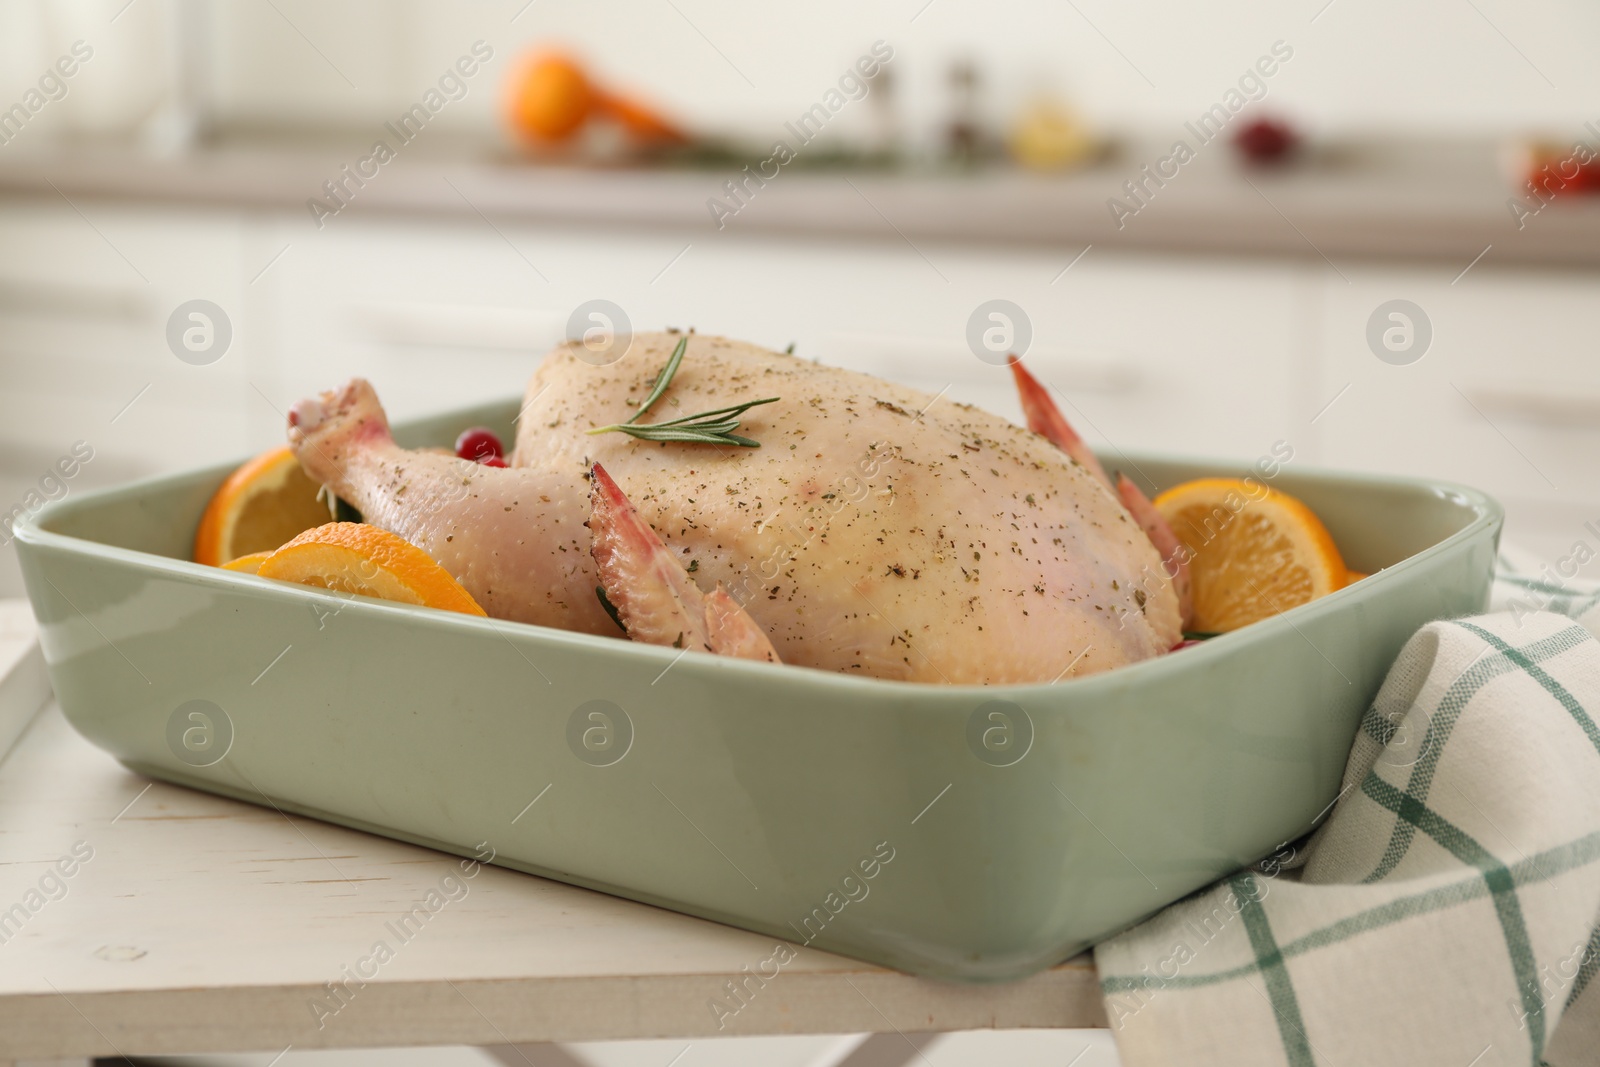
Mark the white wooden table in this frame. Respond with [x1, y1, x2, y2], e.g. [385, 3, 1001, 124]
[0, 639, 1103, 1063]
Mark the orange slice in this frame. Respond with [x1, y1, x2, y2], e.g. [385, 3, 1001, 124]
[1345, 570, 1370, 585]
[195, 447, 332, 566]
[1153, 477, 1347, 632]
[220, 551, 275, 574]
[256, 522, 486, 616]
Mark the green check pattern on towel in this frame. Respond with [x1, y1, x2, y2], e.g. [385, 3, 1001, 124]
[1095, 550, 1600, 1067]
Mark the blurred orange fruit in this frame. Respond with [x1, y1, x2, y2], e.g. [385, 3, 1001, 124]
[1153, 477, 1347, 632]
[505, 51, 686, 147]
[506, 52, 594, 143]
[194, 447, 331, 567]
[256, 522, 486, 616]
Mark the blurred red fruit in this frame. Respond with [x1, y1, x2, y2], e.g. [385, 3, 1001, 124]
[1234, 118, 1298, 163]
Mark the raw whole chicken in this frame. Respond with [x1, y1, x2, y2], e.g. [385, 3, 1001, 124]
[287, 332, 1187, 684]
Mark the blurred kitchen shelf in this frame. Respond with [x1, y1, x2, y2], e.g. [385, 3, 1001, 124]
[0, 135, 1594, 267]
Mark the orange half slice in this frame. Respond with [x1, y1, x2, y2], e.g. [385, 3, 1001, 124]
[256, 522, 486, 616]
[195, 447, 331, 566]
[220, 550, 275, 575]
[1153, 477, 1347, 632]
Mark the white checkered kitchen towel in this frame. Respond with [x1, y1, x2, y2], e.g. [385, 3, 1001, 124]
[1096, 548, 1600, 1067]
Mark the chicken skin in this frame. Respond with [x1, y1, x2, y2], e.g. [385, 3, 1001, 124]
[288, 332, 1180, 684]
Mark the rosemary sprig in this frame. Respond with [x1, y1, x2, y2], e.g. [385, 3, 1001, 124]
[587, 334, 779, 447]
[627, 335, 688, 424]
[587, 396, 779, 447]
[647, 396, 781, 426]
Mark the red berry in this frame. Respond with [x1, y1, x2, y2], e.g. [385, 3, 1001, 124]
[480, 456, 508, 468]
[1234, 118, 1297, 163]
[455, 427, 504, 462]
[1170, 638, 1206, 651]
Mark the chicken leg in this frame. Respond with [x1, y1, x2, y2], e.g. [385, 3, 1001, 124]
[288, 378, 614, 634]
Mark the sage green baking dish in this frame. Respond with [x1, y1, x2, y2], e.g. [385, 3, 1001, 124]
[14, 397, 1501, 981]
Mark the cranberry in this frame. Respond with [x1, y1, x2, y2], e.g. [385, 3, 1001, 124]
[455, 427, 504, 463]
[1234, 118, 1298, 163]
[480, 456, 508, 468]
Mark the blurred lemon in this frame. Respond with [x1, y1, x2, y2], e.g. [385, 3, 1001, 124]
[1009, 98, 1095, 171]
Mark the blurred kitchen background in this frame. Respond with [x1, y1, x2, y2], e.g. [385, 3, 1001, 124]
[3, 0, 1600, 594]
[3, 1, 1599, 1063]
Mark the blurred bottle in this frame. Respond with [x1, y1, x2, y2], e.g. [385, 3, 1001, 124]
[143, 0, 213, 154]
[1008, 94, 1094, 171]
[864, 63, 899, 161]
[944, 59, 983, 167]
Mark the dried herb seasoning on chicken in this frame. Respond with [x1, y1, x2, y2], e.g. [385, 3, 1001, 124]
[286, 333, 1189, 684]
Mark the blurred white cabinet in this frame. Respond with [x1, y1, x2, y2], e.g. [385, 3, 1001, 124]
[265, 219, 1307, 471]
[1311, 265, 1600, 512]
[814, 248, 1309, 468]
[0, 201, 259, 480]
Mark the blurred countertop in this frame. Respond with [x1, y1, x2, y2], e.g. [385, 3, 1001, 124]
[0, 131, 1595, 268]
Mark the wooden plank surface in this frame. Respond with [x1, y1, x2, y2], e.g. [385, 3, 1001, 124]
[0, 702, 1104, 1060]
